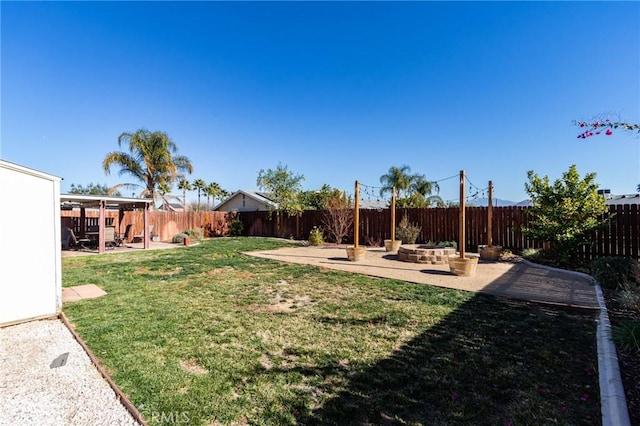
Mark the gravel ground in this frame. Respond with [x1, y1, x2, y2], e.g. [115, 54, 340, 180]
[0, 319, 139, 426]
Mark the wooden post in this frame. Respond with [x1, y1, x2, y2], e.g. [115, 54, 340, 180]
[79, 207, 86, 237]
[487, 180, 493, 247]
[459, 170, 465, 259]
[143, 202, 150, 249]
[98, 200, 106, 254]
[354, 181, 360, 248]
[391, 186, 396, 241]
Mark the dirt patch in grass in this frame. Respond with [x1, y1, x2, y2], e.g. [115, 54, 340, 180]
[260, 354, 274, 370]
[180, 359, 208, 375]
[206, 267, 234, 276]
[249, 294, 315, 313]
[234, 272, 255, 279]
[133, 267, 183, 276]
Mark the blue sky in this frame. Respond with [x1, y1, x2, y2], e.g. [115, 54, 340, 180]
[2, 1, 639, 204]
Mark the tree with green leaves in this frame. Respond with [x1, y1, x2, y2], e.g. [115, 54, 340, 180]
[256, 163, 305, 216]
[522, 164, 608, 264]
[300, 184, 344, 210]
[193, 178, 206, 211]
[69, 183, 121, 196]
[396, 192, 445, 208]
[102, 129, 193, 207]
[177, 178, 192, 208]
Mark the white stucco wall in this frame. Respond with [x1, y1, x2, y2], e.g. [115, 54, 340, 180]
[218, 193, 270, 212]
[0, 160, 62, 326]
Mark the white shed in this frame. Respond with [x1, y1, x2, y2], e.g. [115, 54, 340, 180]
[0, 160, 62, 326]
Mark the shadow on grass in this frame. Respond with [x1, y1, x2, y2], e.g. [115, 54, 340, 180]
[290, 294, 600, 425]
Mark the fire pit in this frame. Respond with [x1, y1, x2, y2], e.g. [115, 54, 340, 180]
[397, 245, 456, 264]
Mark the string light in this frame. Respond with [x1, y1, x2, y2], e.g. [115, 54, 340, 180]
[356, 171, 496, 207]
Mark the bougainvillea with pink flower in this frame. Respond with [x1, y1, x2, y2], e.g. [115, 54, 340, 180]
[573, 118, 639, 139]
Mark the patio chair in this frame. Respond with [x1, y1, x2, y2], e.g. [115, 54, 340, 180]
[118, 224, 133, 245]
[61, 227, 90, 250]
[105, 226, 118, 249]
[133, 224, 154, 243]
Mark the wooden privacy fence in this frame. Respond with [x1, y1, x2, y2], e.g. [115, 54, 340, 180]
[61, 205, 640, 260]
[237, 205, 640, 260]
[61, 210, 232, 242]
[236, 207, 537, 250]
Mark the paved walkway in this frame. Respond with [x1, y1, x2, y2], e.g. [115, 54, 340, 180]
[245, 246, 598, 310]
[62, 284, 107, 303]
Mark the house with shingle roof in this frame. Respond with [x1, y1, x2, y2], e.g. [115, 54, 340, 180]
[213, 190, 278, 212]
[604, 193, 640, 205]
[517, 190, 640, 208]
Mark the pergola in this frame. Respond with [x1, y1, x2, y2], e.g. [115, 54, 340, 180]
[60, 194, 154, 253]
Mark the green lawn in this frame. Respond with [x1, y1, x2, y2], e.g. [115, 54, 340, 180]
[63, 238, 600, 425]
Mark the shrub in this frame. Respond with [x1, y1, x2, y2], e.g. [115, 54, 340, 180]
[396, 215, 421, 244]
[591, 257, 640, 290]
[437, 240, 457, 250]
[308, 227, 324, 246]
[612, 320, 640, 353]
[229, 219, 244, 236]
[616, 284, 640, 314]
[522, 248, 541, 259]
[522, 165, 609, 264]
[365, 234, 383, 248]
[321, 194, 353, 245]
[172, 233, 189, 244]
[184, 228, 204, 240]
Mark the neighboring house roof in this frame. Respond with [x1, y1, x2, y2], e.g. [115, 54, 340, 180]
[606, 194, 640, 205]
[213, 190, 279, 212]
[515, 193, 640, 207]
[158, 201, 186, 212]
[360, 199, 389, 209]
[254, 191, 277, 203]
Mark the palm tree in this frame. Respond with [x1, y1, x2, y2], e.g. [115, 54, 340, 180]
[379, 165, 414, 198]
[193, 178, 206, 211]
[177, 178, 192, 208]
[205, 182, 223, 210]
[103, 129, 193, 207]
[422, 195, 444, 207]
[411, 175, 440, 198]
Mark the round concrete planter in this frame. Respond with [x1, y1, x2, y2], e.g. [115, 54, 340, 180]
[479, 245, 502, 261]
[346, 246, 367, 261]
[384, 239, 402, 252]
[449, 256, 479, 277]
